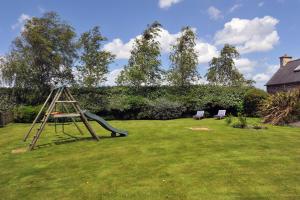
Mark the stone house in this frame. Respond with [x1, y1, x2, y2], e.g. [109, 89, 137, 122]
[266, 54, 300, 93]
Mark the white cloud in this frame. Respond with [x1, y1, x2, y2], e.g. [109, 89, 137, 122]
[192, 77, 208, 85]
[234, 58, 256, 74]
[103, 38, 137, 59]
[103, 68, 123, 86]
[229, 4, 242, 13]
[159, 0, 182, 9]
[11, 14, 31, 31]
[214, 16, 279, 54]
[266, 64, 279, 75]
[253, 73, 270, 82]
[38, 6, 46, 13]
[258, 2, 264, 7]
[103, 27, 218, 64]
[251, 64, 279, 89]
[195, 42, 218, 64]
[156, 28, 181, 53]
[157, 28, 218, 63]
[207, 6, 223, 20]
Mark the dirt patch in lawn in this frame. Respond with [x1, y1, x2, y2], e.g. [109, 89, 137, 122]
[11, 148, 28, 154]
[188, 127, 210, 131]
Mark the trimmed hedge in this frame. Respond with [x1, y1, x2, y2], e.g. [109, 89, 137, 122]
[0, 112, 14, 127]
[13, 105, 43, 123]
[0, 85, 258, 122]
[243, 88, 268, 117]
[137, 98, 186, 120]
[0, 88, 16, 112]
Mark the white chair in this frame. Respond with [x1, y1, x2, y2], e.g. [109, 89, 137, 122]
[193, 111, 204, 120]
[214, 110, 226, 119]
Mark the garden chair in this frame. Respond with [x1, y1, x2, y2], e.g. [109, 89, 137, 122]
[214, 110, 226, 119]
[193, 111, 205, 120]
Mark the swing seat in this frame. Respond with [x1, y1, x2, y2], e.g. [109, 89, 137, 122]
[50, 111, 62, 115]
[51, 113, 81, 118]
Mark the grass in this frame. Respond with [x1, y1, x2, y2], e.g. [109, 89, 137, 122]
[0, 118, 299, 200]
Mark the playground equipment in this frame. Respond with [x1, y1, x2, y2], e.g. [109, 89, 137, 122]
[24, 86, 127, 150]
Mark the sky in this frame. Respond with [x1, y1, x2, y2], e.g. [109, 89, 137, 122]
[1, 0, 300, 89]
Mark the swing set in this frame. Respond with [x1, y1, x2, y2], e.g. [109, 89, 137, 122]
[24, 86, 100, 150]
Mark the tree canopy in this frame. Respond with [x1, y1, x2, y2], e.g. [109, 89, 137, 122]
[168, 26, 199, 86]
[77, 26, 115, 87]
[205, 44, 253, 86]
[0, 12, 258, 90]
[0, 12, 77, 90]
[117, 21, 163, 87]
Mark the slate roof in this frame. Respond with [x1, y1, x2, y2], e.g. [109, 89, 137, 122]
[266, 59, 300, 86]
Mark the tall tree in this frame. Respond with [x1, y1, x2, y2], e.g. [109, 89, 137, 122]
[205, 44, 252, 86]
[117, 21, 163, 87]
[0, 12, 77, 90]
[168, 26, 199, 86]
[77, 26, 115, 87]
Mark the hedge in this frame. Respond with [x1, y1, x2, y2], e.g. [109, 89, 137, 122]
[0, 111, 14, 127]
[0, 85, 258, 122]
[243, 88, 268, 117]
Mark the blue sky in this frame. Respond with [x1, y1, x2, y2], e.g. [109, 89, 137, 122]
[1, 0, 300, 88]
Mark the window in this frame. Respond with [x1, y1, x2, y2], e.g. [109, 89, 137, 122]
[294, 65, 300, 72]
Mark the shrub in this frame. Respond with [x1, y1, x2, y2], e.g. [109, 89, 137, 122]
[107, 95, 147, 119]
[72, 87, 109, 114]
[1, 85, 251, 120]
[232, 122, 243, 128]
[244, 88, 268, 117]
[261, 89, 300, 125]
[0, 88, 16, 112]
[138, 98, 186, 120]
[238, 114, 248, 128]
[0, 95, 15, 112]
[13, 105, 43, 123]
[232, 113, 247, 129]
[225, 114, 233, 125]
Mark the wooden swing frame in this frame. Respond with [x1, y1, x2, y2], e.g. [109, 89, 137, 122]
[23, 86, 99, 150]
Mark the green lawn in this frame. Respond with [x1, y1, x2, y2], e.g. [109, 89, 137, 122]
[0, 118, 299, 200]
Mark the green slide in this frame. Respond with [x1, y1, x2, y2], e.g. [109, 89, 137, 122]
[83, 110, 128, 137]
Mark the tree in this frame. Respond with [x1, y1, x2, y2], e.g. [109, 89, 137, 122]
[117, 21, 163, 87]
[0, 12, 77, 90]
[205, 44, 252, 86]
[168, 26, 199, 86]
[77, 26, 115, 87]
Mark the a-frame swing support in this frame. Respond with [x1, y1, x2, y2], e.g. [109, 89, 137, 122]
[24, 86, 99, 150]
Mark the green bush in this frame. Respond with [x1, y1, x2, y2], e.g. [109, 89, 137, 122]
[13, 105, 43, 123]
[72, 87, 110, 113]
[1, 85, 252, 121]
[232, 114, 248, 129]
[0, 95, 15, 112]
[244, 88, 268, 117]
[225, 115, 233, 125]
[238, 114, 248, 128]
[138, 98, 186, 120]
[106, 95, 147, 119]
[0, 89, 16, 112]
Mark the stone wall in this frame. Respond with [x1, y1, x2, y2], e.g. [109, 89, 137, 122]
[267, 82, 300, 94]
